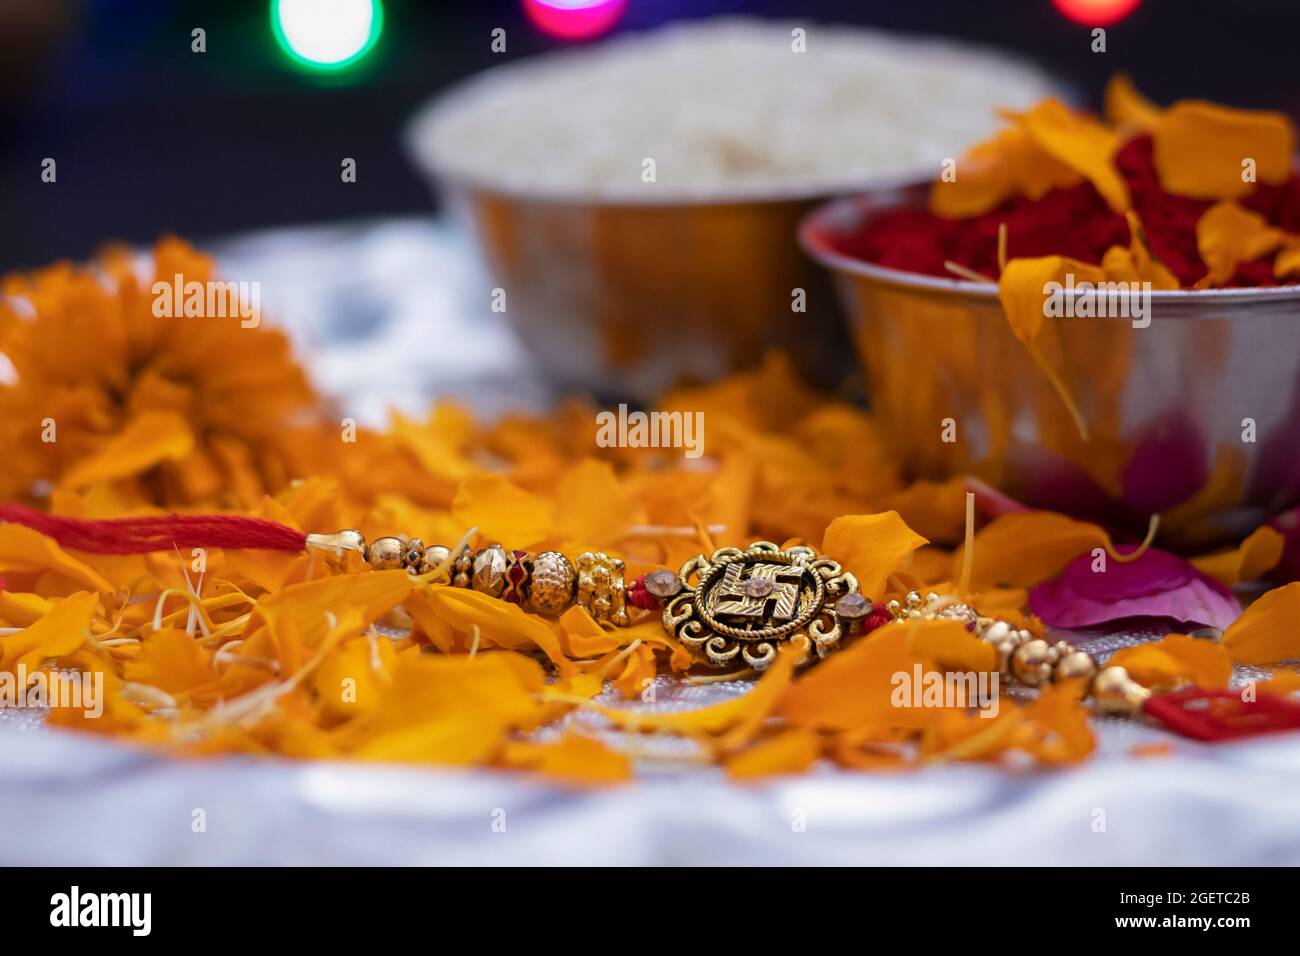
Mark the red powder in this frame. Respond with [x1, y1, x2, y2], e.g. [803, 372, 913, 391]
[847, 183, 1128, 280]
[849, 134, 1298, 289]
[1113, 135, 1210, 286]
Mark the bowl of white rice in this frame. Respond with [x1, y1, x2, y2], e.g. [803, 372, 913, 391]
[407, 17, 1060, 398]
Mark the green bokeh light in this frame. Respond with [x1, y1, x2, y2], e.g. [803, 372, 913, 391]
[271, 0, 384, 73]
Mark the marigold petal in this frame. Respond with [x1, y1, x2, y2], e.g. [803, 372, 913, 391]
[1195, 201, 1284, 288]
[1191, 526, 1285, 588]
[1274, 241, 1300, 281]
[1108, 634, 1232, 690]
[253, 569, 414, 654]
[906, 618, 997, 673]
[1153, 100, 1296, 200]
[417, 584, 575, 675]
[554, 458, 639, 547]
[595, 646, 795, 737]
[501, 733, 632, 784]
[60, 411, 195, 490]
[339, 652, 545, 763]
[998, 256, 1107, 343]
[725, 728, 821, 779]
[0, 591, 98, 671]
[955, 511, 1109, 589]
[123, 627, 240, 707]
[312, 635, 397, 721]
[451, 473, 554, 547]
[557, 604, 624, 657]
[1222, 582, 1300, 665]
[0, 525, 115, 594]
[0, 590, 54, 627]
[930, 126, 1080, 218]
[1009, 99, 1129, 211]
[821, 511, 928, 600]
[1013, 681, 1095, 764]
[778, 625, 935, 733]
[1104, 74, 1162, 131]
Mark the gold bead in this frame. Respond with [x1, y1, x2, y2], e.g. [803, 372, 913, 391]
[885, 599, 902, 617]
[982, 620, 1010, 643]
[940, 603, 977, 625]
[575, 551, 628, 625]
[472, 545, 508, 598]
[1055, 650, 1097, 682]
[993, 639, 1019, 676]
[1092, 665, 1151, 715]
[529, 551, 576, 616]
[451, 545, 473, 588]
[1011, 638, 1057, 686]
[367, 536, 406, 571]
[402, 538, 425, 570]
[418, 544, 453, 575]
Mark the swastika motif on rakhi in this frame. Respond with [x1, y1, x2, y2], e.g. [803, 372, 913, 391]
[662, 541, 859, 671]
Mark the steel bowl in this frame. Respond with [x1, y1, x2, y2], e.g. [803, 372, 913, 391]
[800, 189, 1300, 548]
[426, 180, 880, 401]
[404, 27, 1065, 402]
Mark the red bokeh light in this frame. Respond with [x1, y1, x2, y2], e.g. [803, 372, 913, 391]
[524, 0, 627, 41]
[1052, 0, 1141, 27]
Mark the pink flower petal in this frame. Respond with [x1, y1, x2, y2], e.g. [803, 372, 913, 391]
[1120, 411, 1209, 514]
[1028, 546, 1241, 630]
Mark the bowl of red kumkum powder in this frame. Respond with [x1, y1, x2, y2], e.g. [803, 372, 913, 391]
[800, 77, 1300, 549]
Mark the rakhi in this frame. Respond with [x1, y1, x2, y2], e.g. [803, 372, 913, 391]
[4, 503, 1300, 741]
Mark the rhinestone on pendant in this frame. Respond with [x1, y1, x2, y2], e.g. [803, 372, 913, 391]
[643, 569, 683, 600]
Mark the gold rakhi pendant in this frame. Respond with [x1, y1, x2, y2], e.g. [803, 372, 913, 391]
[662, 541, 861, 671]
[310, 529, 867, 672]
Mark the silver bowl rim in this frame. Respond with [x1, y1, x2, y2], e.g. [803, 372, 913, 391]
[418, 162, 936, 209]
[402, 21, 1070, 209]
[799, 193, 1300, 307]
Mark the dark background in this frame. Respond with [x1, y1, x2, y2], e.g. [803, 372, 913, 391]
[3, 0, 1299, 271]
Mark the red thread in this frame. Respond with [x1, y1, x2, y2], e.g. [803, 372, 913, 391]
[0, 503, 307, 555]
[862, 602, 893, 635]
[627, 574, 658, 611]
[1142, 686, 1300, 742]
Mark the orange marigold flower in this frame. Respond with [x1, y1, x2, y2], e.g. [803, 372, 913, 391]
[0, 237, 317, 507]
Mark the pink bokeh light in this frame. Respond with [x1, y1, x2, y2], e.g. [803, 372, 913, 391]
[524, 0, 627, 41]
[1052, 0, 1142, 27]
